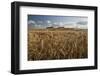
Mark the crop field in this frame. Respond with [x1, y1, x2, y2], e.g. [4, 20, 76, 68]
[28, 28, 88, 61]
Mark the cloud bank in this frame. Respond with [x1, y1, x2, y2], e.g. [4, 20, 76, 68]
[28, 15, 88, 29]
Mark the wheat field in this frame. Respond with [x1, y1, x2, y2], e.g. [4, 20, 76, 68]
[28, 28, 88, 61]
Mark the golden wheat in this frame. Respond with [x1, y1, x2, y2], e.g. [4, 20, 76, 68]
[28, 29, 88, 61]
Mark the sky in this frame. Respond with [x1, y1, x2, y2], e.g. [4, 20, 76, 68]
[28, 15, 88, 29]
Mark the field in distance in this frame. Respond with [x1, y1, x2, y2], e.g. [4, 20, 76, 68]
[28, 28, 88, 61]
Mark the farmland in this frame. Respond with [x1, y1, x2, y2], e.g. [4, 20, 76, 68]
[28, 28, 88, 61]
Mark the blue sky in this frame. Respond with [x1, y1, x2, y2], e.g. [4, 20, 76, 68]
[28, 15, 88, 29]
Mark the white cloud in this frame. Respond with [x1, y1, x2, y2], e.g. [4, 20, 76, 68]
[76, 24, 87, 29]
[59, 22, 64, 27]
[28, 20, 36, 25]
[53, 22, 58, 25]
[47, 20, 51, 24]
[64, 25, 75, 28]
[46, 20, 53, 27]
[63, 23, 87, 29]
